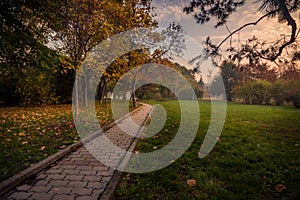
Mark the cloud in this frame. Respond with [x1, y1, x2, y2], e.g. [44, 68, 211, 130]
[152, 1, 192, 26]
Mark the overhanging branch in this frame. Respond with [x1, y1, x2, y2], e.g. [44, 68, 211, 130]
[214, 9, 279, 53]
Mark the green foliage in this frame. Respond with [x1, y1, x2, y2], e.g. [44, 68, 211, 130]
[235, 80, 272, 105]
[209, 61, 242, 101]
[15, 71, 58, 106]
[235, 79, 300, 108]
[284, 79, 300, 108]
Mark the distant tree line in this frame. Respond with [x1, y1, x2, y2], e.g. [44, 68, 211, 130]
[209, 61, 300, 108]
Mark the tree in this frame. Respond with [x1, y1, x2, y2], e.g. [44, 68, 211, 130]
[184, 0, 299, 67]
[209, 61, 242, 101]
[95, 0, 157, 107]
[130, 23, 186, 105]
[47, 0, 112, 112]
[98, 22, 187, 107]
[0, 0, 64, 105]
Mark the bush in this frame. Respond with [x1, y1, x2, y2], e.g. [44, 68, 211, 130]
[234, 80, 271, 105]
[271, 80, 287, 106]
[292, 94, 300, 108]
[235, 79, 300, 108]
[15, 71, 58, 106]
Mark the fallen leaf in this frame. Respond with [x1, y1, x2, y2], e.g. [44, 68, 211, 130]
[19, 132, 25, 136]
[40, 146, 46, 151]
[275, 184, 287, 192]
[187, 179, 197, 187]
[59, 145, 66, 149]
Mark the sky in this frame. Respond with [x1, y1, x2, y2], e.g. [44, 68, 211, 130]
[151, 0, 299, 82]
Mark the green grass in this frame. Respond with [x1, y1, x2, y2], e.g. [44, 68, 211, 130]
[0, 101, 138, 182]
[115, 101, 300, 200]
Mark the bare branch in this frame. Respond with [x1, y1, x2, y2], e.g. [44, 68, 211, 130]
[214, 9, 279, 53]
[270, 1, 297, 61]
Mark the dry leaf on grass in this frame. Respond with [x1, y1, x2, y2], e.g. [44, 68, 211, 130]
[275, 184, 287, 192]
[187, 179, 197, 187]
[40, 146, 46, 151]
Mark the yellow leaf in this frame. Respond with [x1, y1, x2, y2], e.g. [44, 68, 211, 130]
[40, 146, 46, 151]
[19, 132, 25, 136]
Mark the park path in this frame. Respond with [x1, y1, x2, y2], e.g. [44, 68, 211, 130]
[2, 104, 152, 200]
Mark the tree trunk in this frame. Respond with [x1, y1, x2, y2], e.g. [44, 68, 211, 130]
[132, 92, 136, 107]
[131, 77, 137, 107]
[83, 73, 88, 107]
[104, 79, 108, 106]
[99, 81, 104, 104]
[74, 64, 79, 121]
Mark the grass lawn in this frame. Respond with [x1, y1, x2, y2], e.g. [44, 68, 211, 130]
[0, 101, 130, 182]
[115, 100, 300, 200]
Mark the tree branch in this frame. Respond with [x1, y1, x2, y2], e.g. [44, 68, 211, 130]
[214, 9, 279, 53]
[270, 1, 297, 61]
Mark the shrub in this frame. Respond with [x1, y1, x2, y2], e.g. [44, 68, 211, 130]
[234, 80, 271, 105]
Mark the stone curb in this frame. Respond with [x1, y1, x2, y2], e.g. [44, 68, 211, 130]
[100, 103, 154, 200]
[0, 103, 145, 197]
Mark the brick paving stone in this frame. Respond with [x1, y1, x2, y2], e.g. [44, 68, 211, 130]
[62, 169, 81, 175]
[48, 180, 68, 187]
[6, 192, 33, 200]
[16, 184, 32, 191]
[83, 175, 102, 182]
[87, 181, 107, 189]
[34, 179, 49, 186]
[64, 175, 84, 181]
[45, 169, 63, 174]
[67, 181, 88, 188]
[92, 188, 105, 196]
[28, 186, 51, 193]
[73, 161, 89, 166]
[49, 187, 72, 194]
[52, 194, 77, 200]
[101, 177, 112, 182]
[75, 166, 94, 170]
[97, 170, 114, 176]
[46, 174, 66, 180]
[51, 165, 62, 169]
[35, 174, 48, 179]
[93, 166, 109, 171]
[28, 192, 54, 200]
[79, 170, 97, 175]
[70, 187, 93, 195]
[57, 160, 74, 165]
[60, 165, 76, 169]
[71, 157, 86, 161]
[76, 196, 98, 200]
[88, 161, 104, 166]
